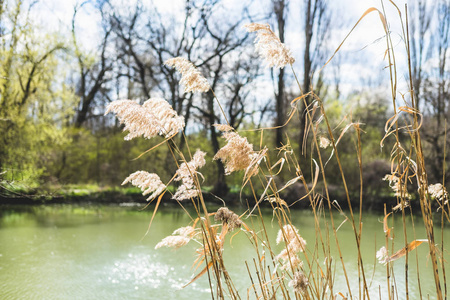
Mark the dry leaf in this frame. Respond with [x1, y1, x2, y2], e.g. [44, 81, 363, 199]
[383, 212, 393, 239]
[388, 239, 428, 262]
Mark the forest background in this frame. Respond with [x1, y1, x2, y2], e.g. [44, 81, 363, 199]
[0, 0, 448, 209]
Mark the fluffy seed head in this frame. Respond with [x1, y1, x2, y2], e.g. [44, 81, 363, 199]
[213, 123, 234, 132]
[165, 57, 210, 93]
[244, 147, 267, 179]
[276, 225, 306, 251]
[376, 246, 389, 265]
[155, 225, 196, 249]
[172, 150, 206, 201]
[319, 136, 331, 149]
[105, 98, 184, 140]
[214, 132, 255, 175]
[244, 23, 295, 69]
[155, 236, 191, 249]
[428, 183, 448, 203]
[275, 225, 306, 271]
[383, 173, 410, 199]
[215, 207, 242, 231]
[122, 171, 166, 201]
[173, 226, 196, 238]
[289, 271, 309, 294]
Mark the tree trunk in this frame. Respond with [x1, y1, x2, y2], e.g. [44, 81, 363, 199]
[207, 91, 229, 196]
[273, 0, 287, 147]
[300, 0, 313, 155]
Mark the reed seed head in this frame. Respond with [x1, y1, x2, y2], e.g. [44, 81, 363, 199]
[215, 207, 242, 231]
[122, 171, 166, 201]
[165, 57, 210, 93]
[383, 173, 410, 199]
[173, 226, 196, 238]
[173, 150, 206, 201]
[105, 98, 185, 140]
[276, 225, 306, 251]
[319, 136, 331, 149]
[276, 249, 303, 270]
[155, 235, 191, 249]
[244, 147, 267, 179]
[428, 183, 448, 203]
[214, 132, 255, 175]
[213, 123, 234, 132]
[244, 23, 295, 69]
[289, 271, 309, 294]
[155, 226, 196, 249]
[275, 225, 306, 271]
[376, 246, 389, 265]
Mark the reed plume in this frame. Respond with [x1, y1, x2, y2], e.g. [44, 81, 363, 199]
[155, 226, 196, 249]
[165, 57, 210, 93]
[428, 183, 448, 203]
[122, 171, 166, 201]
[244, 23, 295, 68]
[376, 246, 389, 265]
[105, 98, 185, 140]
[319, 136, 331, 149]
[383, 173, 410, 199]
[173, 150, 206, 200]
[276, 225, 306, 270]
[213, 123, 234, 132]
[214, 132, 255, 175]
[215, 207, 242, 231]
[289, 271, 309, 294]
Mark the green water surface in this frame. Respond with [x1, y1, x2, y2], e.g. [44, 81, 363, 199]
[0, 204, 447, 299]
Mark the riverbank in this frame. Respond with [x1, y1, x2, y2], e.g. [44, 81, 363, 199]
[0, 184, 244, 206]
[0, 182, 410, 212]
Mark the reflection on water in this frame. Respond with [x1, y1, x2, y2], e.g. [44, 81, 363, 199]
[0, 204, 448, 299]
[0, 205, 214, 300]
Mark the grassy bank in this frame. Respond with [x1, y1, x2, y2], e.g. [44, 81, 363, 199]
[0, 182, 430, 213]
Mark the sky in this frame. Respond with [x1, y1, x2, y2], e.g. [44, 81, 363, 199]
[28, 0, 417, 103]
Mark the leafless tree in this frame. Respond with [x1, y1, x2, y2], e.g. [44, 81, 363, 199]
[272, 0, 288, 147]
[299, 0, 330, 153]
[418, 0, 450, 182]
[108, 0, 260, 194]
[409, 0, 433, 111]
[72, 2, 114, 128]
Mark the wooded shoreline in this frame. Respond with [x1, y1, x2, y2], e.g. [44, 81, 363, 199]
[0, 188, 415, 212]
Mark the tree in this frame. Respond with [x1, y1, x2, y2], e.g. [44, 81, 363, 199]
[72, 2, 114, 128]
[299, 0, 330, 154]
[409, 0, 433, 111]
[417, 0, 450, 182]
[0, 0, 75, 181]
[406, 0, 450, 182]
[272, 0, 288, 147]
[107, 0, 260, 194]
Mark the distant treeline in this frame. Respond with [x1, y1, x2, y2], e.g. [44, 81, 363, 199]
[0, 0, 448, 209]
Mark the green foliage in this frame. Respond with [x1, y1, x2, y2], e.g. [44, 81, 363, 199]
[0, 1, 76, 186]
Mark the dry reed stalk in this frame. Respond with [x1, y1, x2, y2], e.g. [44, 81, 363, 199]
[289, 69, 355, 298]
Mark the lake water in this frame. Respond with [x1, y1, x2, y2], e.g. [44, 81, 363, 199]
[0, 204, 447, 299]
